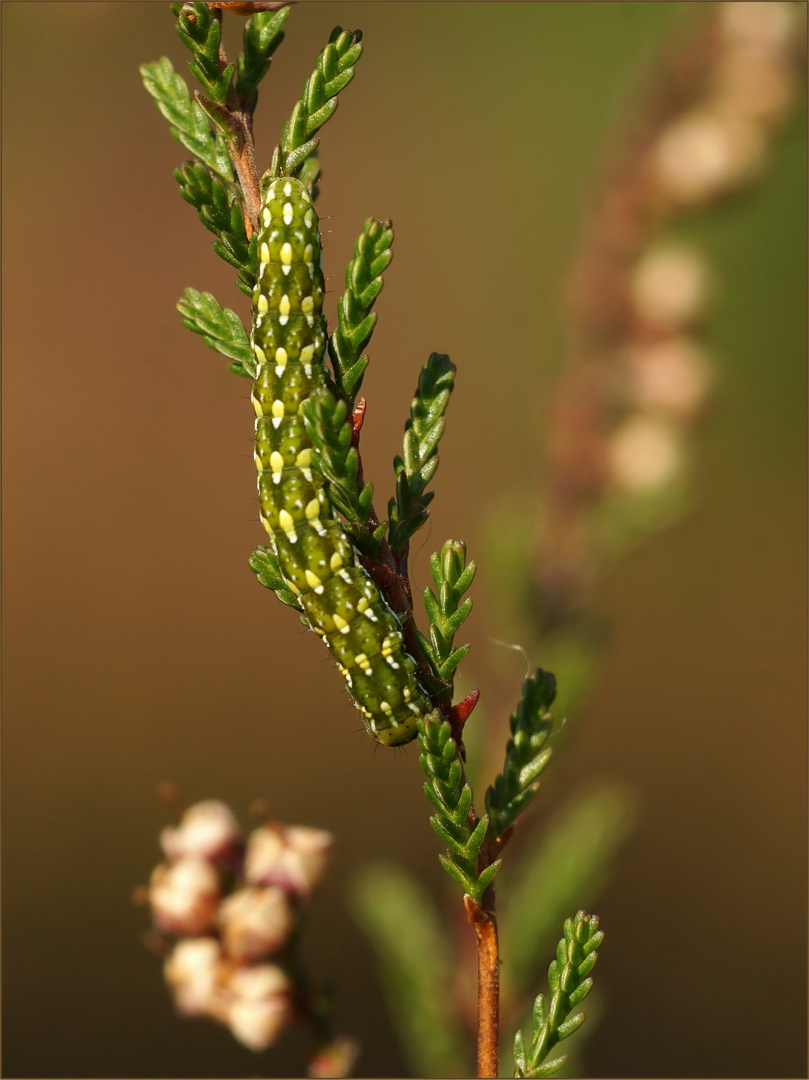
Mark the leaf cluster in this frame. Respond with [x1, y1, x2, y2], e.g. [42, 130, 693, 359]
[237, 7, 290, 108]
[388, 353, 456, 553]
[513, 911, 603, 1078]
[248, 545, 304, 611]
[301, 391, 384, 557]
[486, 669, 556, 841]
[417, 711, 500, 904]
[329, 218, 394, 403]
[140, 56, 234, 182]
[171, 2, 235, 107]
[176, 288, 254, 376]
[415, 540, 475, 703]
[269, 26, 363, 178]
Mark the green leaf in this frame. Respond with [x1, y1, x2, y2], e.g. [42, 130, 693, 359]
[140, 57, 233, 182]
[271, 26, 363, 179]
[301, 389, 380, 558]
[485, 669, 557, 840]
[388, 354, 456, 551]
[173, 160, 256, 290]
[511, 912, 603, 1078]
[248, 546, 303, 611]
[237, 6, 290, 107]
[329, 218, 394, 403]
[176, 287, 254, 373]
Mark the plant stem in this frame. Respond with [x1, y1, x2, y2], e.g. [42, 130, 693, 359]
[465, 894, 500, 1078]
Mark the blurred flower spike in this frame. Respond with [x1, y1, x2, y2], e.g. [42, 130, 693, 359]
[142, 799, 335, 1055]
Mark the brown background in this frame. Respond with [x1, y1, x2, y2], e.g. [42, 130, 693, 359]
[2, 3, 806, 1078]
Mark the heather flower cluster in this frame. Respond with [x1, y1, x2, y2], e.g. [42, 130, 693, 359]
[144, 800, 333, 1053]
[537, 1, 804, 621]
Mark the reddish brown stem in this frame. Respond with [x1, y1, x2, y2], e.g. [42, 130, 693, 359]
[465, 895, 500, 1078]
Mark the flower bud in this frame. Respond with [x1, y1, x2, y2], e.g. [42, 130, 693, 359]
[160, 800, 243, 866]
[218, 886, 294, 961]
[225, 964, 293, 1052]
[245, 824, 333, 900]
[720, 2, 796, 52]
[608, 415, 683, 493]
[626, 338, 713, 417]
[163, 937, 223, 1017]
[149, 857, 220, 936]
[653, 109, 765, 204]
[630, 245, 711, 330]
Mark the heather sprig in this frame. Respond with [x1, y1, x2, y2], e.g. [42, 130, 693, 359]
[513, 912, 604, 1078]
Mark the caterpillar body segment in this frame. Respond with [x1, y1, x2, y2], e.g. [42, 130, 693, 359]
[251, 177, 431, 746]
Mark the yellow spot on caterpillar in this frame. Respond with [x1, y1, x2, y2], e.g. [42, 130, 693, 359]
[403, 686, 412, 701]
[381, 638, 394, 657]
[379, 700, 392, 715]
[286, 579, 301, 595]
[330, 552, 343, 571]
[386, 656, 401, 670]
[304, 211, 314, 229]
[301, 296, 314, 313]
[280, 242, 293, 265]
[257, 294, 269, 313]
[333, 613, 350, 634]
[283, 181, 292, 197]
[304, 244, 314, 261]
[283, 202, 293, 224]
[305, 498, 320, 520]
[260, 242, 270, 263]
[356, 597, 369, 613]
[295, 448, 312, 468]
[251, 394, 263, 418]
[253, 344, 266, 364]
[279, 295, 290, 316]
[278, 509, 297, 541]
[305, 569, 323, 593]
[269, 451, 284, 481]
[271, 400, 285, 419]
[262, 209, 272, 227]
[254, 451, 264, 472]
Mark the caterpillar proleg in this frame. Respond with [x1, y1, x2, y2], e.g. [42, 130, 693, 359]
[251, 177, 432, 746]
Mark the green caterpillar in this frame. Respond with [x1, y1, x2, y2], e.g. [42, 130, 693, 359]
[251, 177, 432, 746]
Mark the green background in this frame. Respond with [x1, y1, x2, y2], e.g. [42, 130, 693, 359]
[2, 3, 806, 1077]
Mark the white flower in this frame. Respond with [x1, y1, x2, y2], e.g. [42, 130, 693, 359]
[224, 964, 293, 1052]
[245, 824, 333, 899]
[164, 937, 222, 1017]
[149, 857, 220, 936]
[227, 995, 293, 1052]
[160, 800, 243, 865]
[218, 886, 294, 961]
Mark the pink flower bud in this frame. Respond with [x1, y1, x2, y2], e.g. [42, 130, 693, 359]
[218, 886, 294, 961]
[245, 824, 333, 900]
[164, 937, 223, 1017]
[626, 338, 713, 417]
[149, 857, 220, 936]
[160, 800, 243, 866]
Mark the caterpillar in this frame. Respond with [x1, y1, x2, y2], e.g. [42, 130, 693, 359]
[250, 177, 432, 746]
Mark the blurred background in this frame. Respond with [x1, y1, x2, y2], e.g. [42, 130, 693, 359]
[2, 3, 806, 1077]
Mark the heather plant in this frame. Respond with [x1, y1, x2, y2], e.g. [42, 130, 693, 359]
[138, 3, 604, 1076]
[138, 3, 803, 1077]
